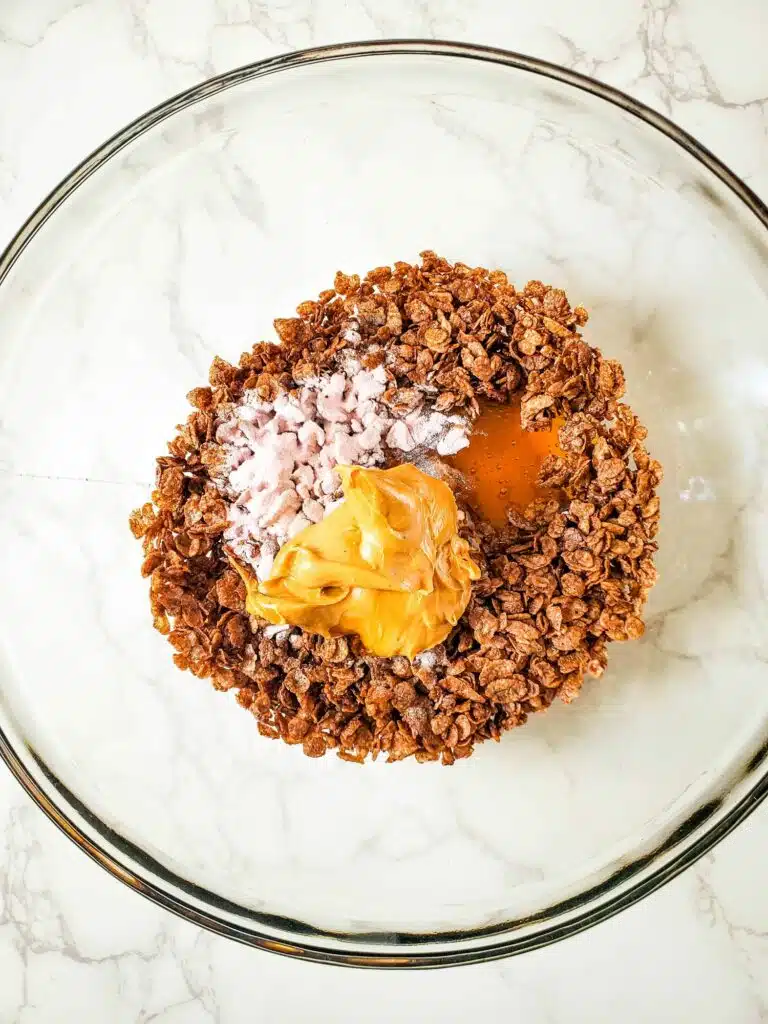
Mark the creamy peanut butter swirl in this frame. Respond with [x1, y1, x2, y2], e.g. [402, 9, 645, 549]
[232, 463, 480, 658]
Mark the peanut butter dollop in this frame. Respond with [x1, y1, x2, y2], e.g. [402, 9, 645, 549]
[232, 463, 480, 659]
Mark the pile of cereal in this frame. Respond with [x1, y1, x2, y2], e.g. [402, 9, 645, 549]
[130, 252, 661, 764]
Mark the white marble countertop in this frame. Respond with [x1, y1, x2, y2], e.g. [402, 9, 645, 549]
[1, 1, 767, 1020]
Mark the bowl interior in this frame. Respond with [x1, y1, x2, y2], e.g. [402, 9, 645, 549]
[0, 47, 767, 954]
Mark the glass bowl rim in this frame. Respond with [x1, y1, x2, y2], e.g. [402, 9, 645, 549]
[1, 38, 767, 969]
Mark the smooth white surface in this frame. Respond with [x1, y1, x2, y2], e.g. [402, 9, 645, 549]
[0, 1, 767, 1020]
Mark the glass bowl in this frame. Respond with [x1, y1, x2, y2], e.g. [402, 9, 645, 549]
[0, 41, 767, 969]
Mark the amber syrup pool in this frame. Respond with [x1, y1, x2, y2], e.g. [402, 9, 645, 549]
[448, 400, 562, 526]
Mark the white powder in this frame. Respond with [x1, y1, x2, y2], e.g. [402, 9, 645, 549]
[216, 357, 469, 577]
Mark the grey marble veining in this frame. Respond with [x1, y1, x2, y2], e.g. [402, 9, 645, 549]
[0, 2, 767, 1021]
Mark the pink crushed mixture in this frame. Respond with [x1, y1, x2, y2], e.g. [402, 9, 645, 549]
[215, 360, 469, 578]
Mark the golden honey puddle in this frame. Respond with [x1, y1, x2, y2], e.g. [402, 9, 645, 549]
[448, 399, 563, 526]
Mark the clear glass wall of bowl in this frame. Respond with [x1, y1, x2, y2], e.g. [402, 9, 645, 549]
[0, 43, 766, 965]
